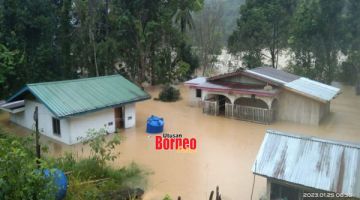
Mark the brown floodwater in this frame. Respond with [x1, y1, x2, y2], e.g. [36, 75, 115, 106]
[1, 82, 359, 200]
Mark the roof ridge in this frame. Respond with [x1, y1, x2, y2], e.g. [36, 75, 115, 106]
[27, 74, 121, 86]
[267, 130, 360, 150]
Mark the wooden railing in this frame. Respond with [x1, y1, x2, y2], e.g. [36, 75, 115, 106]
[233, 105, 274, 124]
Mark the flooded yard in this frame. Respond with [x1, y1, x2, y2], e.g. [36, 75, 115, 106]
[1, 83, 360, 200]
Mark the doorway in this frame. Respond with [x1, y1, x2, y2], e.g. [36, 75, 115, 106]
[114, 107, 124, 131]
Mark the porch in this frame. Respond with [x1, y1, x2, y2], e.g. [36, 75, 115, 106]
[202, 94, 278, 124]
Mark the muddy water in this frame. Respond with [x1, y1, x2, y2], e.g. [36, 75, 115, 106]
[1, 83, 360, 200]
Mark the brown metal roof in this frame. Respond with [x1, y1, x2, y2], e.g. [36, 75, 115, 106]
[253, 130, 360, 198]
[250, 67, 300, 83]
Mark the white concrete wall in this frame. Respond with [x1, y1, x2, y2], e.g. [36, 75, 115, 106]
[10, 100, 71, 144]
[124, 103, 136, 128]
[187, 88, 202, 107]
[69, 108, 116, 144]
[278, 90, 321, 125]
[10, 100, 138, 145]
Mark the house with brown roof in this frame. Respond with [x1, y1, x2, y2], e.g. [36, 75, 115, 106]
[184, 67, 340, 125]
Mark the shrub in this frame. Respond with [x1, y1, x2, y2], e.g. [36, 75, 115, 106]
[0, 128, 56, 200]
[158, 85, 180, 102]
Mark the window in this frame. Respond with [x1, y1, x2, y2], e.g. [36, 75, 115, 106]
[52, 117, 61, 136]
[196, 89, 202, 98]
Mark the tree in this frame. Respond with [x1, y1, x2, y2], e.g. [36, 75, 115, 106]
[288, 0, 345, 83]
[191, 0, 224, 75]
[174, 0, 204, 34]
[0, 44, 20, 94]
[339, 0, 360, 84]
[0, 0, 59, 97]
[228, 0, 293, 68]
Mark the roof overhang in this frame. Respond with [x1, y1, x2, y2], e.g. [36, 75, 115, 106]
[0, 100, 25, 113]
[192, 85, 280, 97]
[5, 85, 151, 119]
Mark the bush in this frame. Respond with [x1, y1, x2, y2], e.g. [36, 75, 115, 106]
[158, 85, 180, 102]
[0, 128, 56, 200]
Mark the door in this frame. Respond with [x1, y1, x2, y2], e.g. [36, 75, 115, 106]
[114, 107, 124, 131]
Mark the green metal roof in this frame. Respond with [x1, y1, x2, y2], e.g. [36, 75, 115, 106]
[7, 75, 150, 118]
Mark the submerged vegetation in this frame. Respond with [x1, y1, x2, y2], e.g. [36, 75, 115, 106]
[158, 85, 181, 102]
[0, 128, 147, 200]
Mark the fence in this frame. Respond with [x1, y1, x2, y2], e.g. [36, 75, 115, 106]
[203, 101, 218, 116]
[233, 105, 274, 124]
[225, 103, 233, 118]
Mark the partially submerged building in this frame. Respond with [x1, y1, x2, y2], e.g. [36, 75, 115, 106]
[253, 130, 360, 199]
[0, 75, 150, 145]
[184, 67, 340, 125]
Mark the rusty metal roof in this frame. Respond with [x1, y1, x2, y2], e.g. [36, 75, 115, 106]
[253, 130, 360, 198]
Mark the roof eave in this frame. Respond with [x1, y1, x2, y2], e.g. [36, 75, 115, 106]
[57, 94, 151, 119]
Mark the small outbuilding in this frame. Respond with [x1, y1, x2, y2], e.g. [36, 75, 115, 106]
[184, 67, 340, 125]
[0, 75, 150, 145]
[253, 130, 360, 200]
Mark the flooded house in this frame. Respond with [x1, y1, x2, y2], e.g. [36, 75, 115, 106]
[184, 67, 340, 125]
[0, 75, 150, 145]
[253, 130, 360, 200]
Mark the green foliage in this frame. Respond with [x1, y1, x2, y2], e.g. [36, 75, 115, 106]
[79, 128, 121, 166]
[158, 85, 181, 102]
[163, 194, 172, 200]
[48, 128, 147, 199]
[0, 44, 20, 84]
[228, 0, 292, 68]
[0, 129, 56, 200]
[288, 0, 345, 83]
[0, 0, 201, 99]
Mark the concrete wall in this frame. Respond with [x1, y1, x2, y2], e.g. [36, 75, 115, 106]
[69, 108, 116, 144]
[278, 90, 322, 125]
[124, 103, 136, 128]
[10, 100, 71, 144]
[187, 88, 203, 107]
[10, 100, 137, 145]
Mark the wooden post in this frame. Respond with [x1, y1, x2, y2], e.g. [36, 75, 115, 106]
[33, 106, 41, 167]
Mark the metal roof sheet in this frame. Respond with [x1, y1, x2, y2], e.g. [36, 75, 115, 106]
[184, 77, 207, 85]
[7, 75, 150, 118]
[285, 77, 340, 102]
[249, 67, 300, 83]
[253, 130, 360, 198]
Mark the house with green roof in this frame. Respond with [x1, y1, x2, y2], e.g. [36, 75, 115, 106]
[0, 75, 150, 145]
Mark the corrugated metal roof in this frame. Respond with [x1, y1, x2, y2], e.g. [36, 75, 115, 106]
[253, 130, 360, 198]
[7, 75, 150, 118]
[249, 67, 300, 83]
[184, 77, 207, 85]
[285, 77, 340, 102]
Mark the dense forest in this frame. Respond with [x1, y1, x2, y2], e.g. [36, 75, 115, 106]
[0, 0, 359, 98]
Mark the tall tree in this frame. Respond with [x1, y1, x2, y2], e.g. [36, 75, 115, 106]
[0, 0, 59, 97]
[174, 0, 204, 34]
[340, 0, 360, 84]
[288, 0, 345, 83]
[191, 0, 224, 75]
[228, 0, 293, 68]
